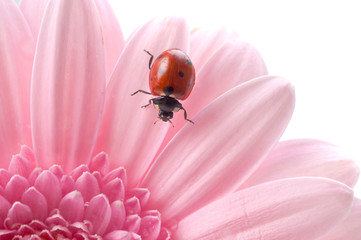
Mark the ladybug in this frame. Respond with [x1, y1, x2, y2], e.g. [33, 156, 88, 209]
[131, 48, 195, 125]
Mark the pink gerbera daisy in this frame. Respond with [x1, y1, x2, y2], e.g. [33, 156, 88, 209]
[0, 0, 360, 239]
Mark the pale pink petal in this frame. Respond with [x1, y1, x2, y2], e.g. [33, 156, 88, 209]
[320, 198, 361, 240]
[74, 172, 100, 202]
[141, 76, 295, 222]
[174, 178, 354, 240]
[190, 27, 238, 70]
[58, 191, 84, 223]
[31, 0, 106, 172]
[0, 0, 33, 168]
[240, 139, 360, 189]
[94, 17, 189, 187]
[21, 187, 48, 221]
[84, 194, 111, 235]
[19, 0, 49, 41]
[34, 170, 61, 211]
[159, 39, 268, 151]
[94, 0, 125, 84]
[19, 145, 36, 167]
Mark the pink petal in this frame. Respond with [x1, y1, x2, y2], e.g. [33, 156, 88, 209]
[0, 0, 33, 168]
[21, 187, 48, 221]
[174, 178, 354, 240]
[20, 145, 36, 167]
[139, 216, 161, 240]
[124, 197, 141, 215]
[106, 200, 126, 232]
[31, 0, 106, 172]
[94, 17, 189, 187]
[159, 39, 268, 151]
[74, 172, 100, 202]
[5, 202, 33, 228]
[48, 165, 64, 180]
[70, 164, 90, 181]
[94, 0, 125, 84]
[127, 188, 150, 208]
[0, 170, 12, 188]
[59, 191, 84, 223]
[320, 198, 361, 240]
[124, 215, 141, 233]
[189, 27, 239, 70]
[141, 76, 295, 222]
[103, 178, 125, 202]
[84, 194, 111, 235]
[8, 155, 34, 178]
[60, 175, 75, 196]
[89, 152, 110, 175]
[104, 231, 141, 240]
[19, 0, 49, 42]
[104, 167, 127, 187]
[34, 170, 62, 211]
[0, 195, 11, 223]
[240, 139, 360, 189]
[5, 175, 30, 203]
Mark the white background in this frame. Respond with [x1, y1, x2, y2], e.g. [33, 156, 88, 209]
[107, 0, 361, 196]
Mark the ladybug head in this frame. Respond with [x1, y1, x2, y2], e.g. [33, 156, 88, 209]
[158, 110, 173, 122]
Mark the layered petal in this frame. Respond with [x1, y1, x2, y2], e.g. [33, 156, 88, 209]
[142, 76, 295, 222]
[320, 198, 361, 240]
[94, 17, 189, 187]
[19, 0, 49, 42]
[94, 0, 125, 84]
[31, 0, 106, 171]
[159, 39, 268, 149]
[0, 0, 33, 167]
[239, 139, 360, 189]
[174, 178, 354, 240]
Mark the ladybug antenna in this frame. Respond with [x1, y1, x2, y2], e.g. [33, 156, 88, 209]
[168, 120, 175, 128]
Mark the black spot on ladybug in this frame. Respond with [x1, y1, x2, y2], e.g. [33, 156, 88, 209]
[163, 86, 174, 96]
[178, 71, 184, 77]
[157, 54, 163, 59]
[150, 77, 153, 81]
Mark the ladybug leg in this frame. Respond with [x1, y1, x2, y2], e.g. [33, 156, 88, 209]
[131, 89, 152, 96]
[180, 107, 194, 124]
[144, 50, 154, 69]
[141, 98, 154, 108]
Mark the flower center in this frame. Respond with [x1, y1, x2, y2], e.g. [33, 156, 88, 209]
[0, 146, 170, 239]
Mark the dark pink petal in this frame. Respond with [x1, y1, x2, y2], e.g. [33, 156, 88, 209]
[142, 76, 295, 222]
[158, 227, 171, 240]
[127, 188, 150, 208]
[34, 170, 61, 211]
[320, 198, 361, 240]
[70, 164, 89, 181]
[21, 187, 48, 221]
[8, 155, 33, 178]
[59, 191, 84, 223]
[20, 145, 36, 167]
[17, 224, 35, 235]
[124, 197, 141, 215]
[19, 0, 49, 41]
[45, 213, 67, 227]
[106, 200, 126, 232]
[49, 165, 64, 180]
[94, 17, 189, 187]
[5, 202, 33, 228]
[28, 168, 42, 186]
[160, 39, 268, 152]
[0, 170, 11, 188]
[139, 216, 161, 240]
[190, 27, 238, 70]
[89, 152, 110, 175]
[124, 215, 141, 233]
[0, 195, 11, 223]
[75, 172, 100, 202]
[60, 175, 75, 196]
[103, 178, 125, 202]
[94, 0, 125, 84]
[50, 226, 72, 239]
[5, 175, 30, 203]
[104, 231, 141, 240]
[0, 0, 33, 167]
[240, 139, 360, 189]
[84, 194, 111, 235]
[104, 168, 127, 187]
[31, 0, 106, 172]
[174, 178, 353, 240]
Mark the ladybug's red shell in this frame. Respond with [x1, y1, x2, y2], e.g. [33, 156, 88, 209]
[149, 48, 195, 100]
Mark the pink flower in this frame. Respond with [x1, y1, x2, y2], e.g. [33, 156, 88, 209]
[1, 0, 360, 239]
